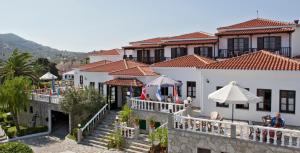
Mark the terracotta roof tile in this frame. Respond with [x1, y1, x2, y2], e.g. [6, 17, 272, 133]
[123, 44, 163, 49]
[109, 66, 158, 76]
[104, 78, 144, 87]
[168, 32, 215, 40]
[216, 27, 294, 36]
[78, 60, 111, 70]
[130, 37, 169, 44]
[82, 59, 148, 72]
[163, 39, 217, 45]
[203, 50, 300, 70]
[152, 54, 216, 68]
[218, 18, 291, 30]
[88, 49, 121, 56]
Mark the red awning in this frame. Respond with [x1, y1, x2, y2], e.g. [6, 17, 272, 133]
[104, 78, 144, 87]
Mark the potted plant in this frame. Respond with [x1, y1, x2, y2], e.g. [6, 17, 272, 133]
[133, 117, 139, 128]
[148, 131, 157, 153]
[148, 117, 155, 129]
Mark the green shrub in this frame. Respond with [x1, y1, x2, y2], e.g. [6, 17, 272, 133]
[6, 127, 17, 138]
[107, 129, 125, 150]
[17, 126, 48, 136]
[70, 128, 79, 141]
[0, 142, 33, 153]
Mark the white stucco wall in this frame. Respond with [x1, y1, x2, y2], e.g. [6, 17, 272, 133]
[152, 67, 202, 107]
[201, 69, 300, 126]
[89, 55, 123, 63]
[292, 25, 300, 57]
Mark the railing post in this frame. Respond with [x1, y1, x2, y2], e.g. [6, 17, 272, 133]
[168, 113, 174, 130]
[77, 129, 83, 143]
[230, 124, 236, 139]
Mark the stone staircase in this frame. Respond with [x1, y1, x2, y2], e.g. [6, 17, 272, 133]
[81, 111, 151, 153]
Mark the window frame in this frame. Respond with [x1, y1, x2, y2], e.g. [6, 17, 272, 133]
[216, 86, 229, 108]
[235, 88, 250, 110]
[279, 90, 296, 114]
[98, 82, 104, 95]
[186, 81, 196, 98]
[256, 89, 272, 112]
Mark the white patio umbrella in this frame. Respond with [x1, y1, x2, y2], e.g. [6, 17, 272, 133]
[39, 72, 58, 80]
[39, 72, 58, 92]
[146, 75, 182, 87]
[208, 81, 262, 122]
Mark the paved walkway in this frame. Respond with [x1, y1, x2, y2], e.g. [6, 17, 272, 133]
[21, 135, 122, 153]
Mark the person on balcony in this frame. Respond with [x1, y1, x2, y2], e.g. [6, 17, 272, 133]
[271, 112, 285, 128]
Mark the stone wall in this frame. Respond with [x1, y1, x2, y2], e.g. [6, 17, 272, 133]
[168, 129, 300, 153]
[19, 100, 62, 128]
[133, 110, 169, 131]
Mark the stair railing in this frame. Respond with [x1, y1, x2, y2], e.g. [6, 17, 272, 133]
[77, 104, 109, 143]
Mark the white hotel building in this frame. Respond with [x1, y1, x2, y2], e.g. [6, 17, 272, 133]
[73, 18, 300, 152]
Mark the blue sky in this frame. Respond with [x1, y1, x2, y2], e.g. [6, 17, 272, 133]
[0, 0, 299, 52]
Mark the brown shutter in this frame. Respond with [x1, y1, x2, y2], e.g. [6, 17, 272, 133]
[244, 38, 249, 51]
[257, 37, 264, 50]
[181, 47, 187, 56]
[171, 48, 176, 59]
[227, 38, 234, 51]
[275, 36, 281, 50]
[194, 47, 200, 55]
[208, 47, 213, 58]
[137, 50, 142, 62]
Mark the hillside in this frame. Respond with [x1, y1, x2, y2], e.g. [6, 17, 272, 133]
[0, 33, 86, 61]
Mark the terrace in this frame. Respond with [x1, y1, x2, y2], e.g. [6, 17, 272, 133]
[218, 47, 291, 58]
[30, 88, 64, 104]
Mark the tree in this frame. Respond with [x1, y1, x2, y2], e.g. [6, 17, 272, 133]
[33, 58, 60, 79]
[0, 49, 38, 83]
[0, 77, 31, 131]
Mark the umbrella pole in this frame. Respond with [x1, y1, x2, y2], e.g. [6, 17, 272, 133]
[231, 104, 234, 122]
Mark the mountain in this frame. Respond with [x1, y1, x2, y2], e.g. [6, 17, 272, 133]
[0, 33, 86, 61]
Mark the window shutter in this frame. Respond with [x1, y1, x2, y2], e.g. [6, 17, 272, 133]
[257, 37, 264, 50]
[208, 47, 213, 58]
[194, 47, 200, 55]
[137, 50, 142, 62]
[171, 48, 176, 59]
[146, 50, 150, 62]
[227, 38, 234, 51]
[275, 36, 281, 50]
[155, 49, 159, 62]
[181, 48, 187, 56]
[244, 38, 249, 51]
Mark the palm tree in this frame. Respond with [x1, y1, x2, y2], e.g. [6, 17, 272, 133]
[0, 77, 31, 131]
[0, 49, 38, 83]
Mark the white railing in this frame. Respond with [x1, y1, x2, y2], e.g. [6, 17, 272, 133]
[155, 122, 168, 132]
[174, 113, 300, 148]
[117, 125, 136, 139]
[31, 93, 63, 104]
[130, 98, 185, 113]
[78, 104, 109, 142]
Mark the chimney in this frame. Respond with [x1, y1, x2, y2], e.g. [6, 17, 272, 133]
[294, 19, 299, 24]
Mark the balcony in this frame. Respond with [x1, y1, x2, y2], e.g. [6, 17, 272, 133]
[218, 47, 291, 58]
[129, 98, 186, 114]
[30, 89, 64, 104]
[132, 57, 171, 64]
[173, 109, 300, 149]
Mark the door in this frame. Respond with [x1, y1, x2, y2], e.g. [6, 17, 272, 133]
[121, 87, 129, 107]
[108, 86, 118, 110]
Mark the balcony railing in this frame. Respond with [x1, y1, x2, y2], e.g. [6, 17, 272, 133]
[130, 98, 186, 113]
[116, 124, 137, 139]
[131, 57, 171, 64]
[173, 109, 300, 149]
[30, 93, 63, 104]
[218, 47, 291, 58]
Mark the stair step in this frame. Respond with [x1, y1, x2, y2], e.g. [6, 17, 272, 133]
[84, 139, 108, 147]
[127, 145, 149, 152]
[86, 136, 109, 142]
[128, 141, 151, 148]
[96, 127, 114, 132]
[94, 130, 112, 135]
[81, 141, 107, 150]
[124, 148, 146, 153]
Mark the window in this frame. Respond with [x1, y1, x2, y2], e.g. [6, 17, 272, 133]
[228, 38, 249, 51]
[257, 36, 281, 51]
[176, 81, 182, 97]
[161, 87, 168, 96]
[171, 47, 187, 59]
[194, 47, 213, 58]
[79, 75, 83, 84]
[29, 106, 33, 114]
[216, 86, 229, 108]
[236, 88, 249, 109]
[154, 49, 165, 62]
[257, 89, 272, 111]
[65, 75, 67, 79]
[137, 50, 150, 63]
[187, 81, 196, 98]
[89, 82, 95, 88]
[280, 90, 295, 114]
[98, 83, 104, 95]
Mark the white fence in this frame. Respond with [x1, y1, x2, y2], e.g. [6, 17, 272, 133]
[174, 111, 300, 148]
[78, 104, 109, 142]
[31, 93, 63, 104]
[130, 98, 185, 113]
[117, 125, 137, 139]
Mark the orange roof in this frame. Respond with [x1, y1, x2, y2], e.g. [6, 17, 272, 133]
[123, 44, 163, 49]
[203, 50, 300, 70]
[168, 32, 215, 40]
[152, 55, 215, 68]
[88, 49, 121, 56]
[109, 66, 158, 76]
[130, 37, 169, 44]
[104, 78, 144, 87]
[163, 39, 217, 45]
[78, 60, 111, 70]
[82, 59, 147, 72]
[218, 18, 291, 30]
[216, 27, 294, 36]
